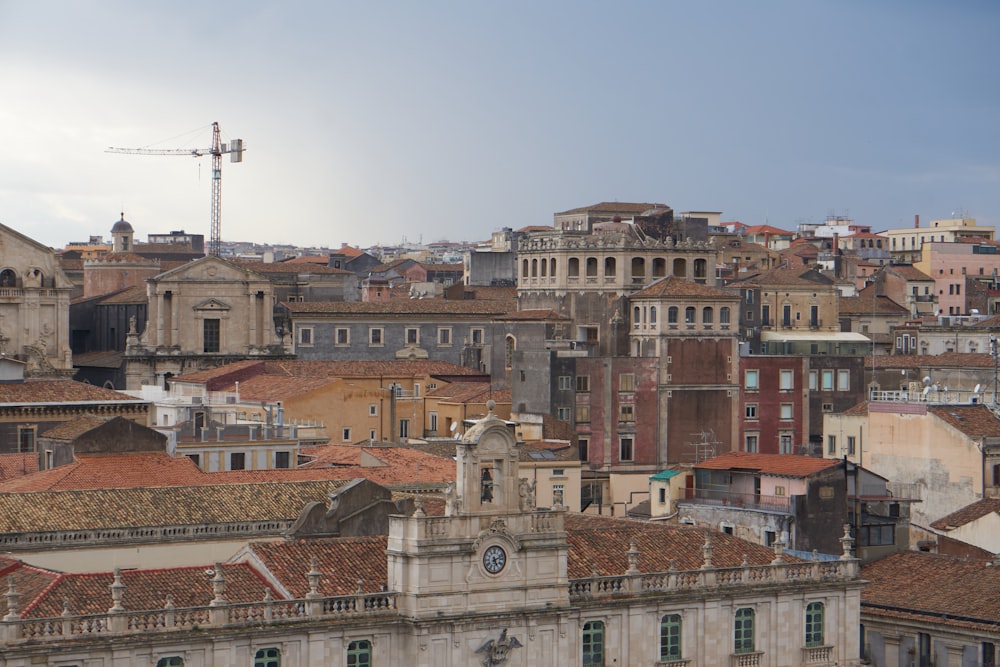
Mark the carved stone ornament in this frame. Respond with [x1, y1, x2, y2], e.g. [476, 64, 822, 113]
[475, 628, 523, 667]
[471, 517, 520, 553]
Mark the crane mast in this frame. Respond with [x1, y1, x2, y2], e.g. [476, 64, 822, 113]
[107, 122, 244, 256]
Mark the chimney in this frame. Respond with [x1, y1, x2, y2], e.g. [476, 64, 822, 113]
[914, 214, 920, 229]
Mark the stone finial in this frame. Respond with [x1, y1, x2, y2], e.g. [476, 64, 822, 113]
[263, 589, 272, 603]
[109, 568, 125, 612]
[61, 599, 71, 617]
[4, 576, 20, 621]
[164, 595, 175, 610]
[771, 539, 785, 564]
[701, 532, 713, 569]
[487, 399, 496, 416]
[812, 549, 819, 561]
[667, 558, 676, 572]
[413, 496, 426, 517]
[306, 557, 322, 599]
[840, 523, 855, 560]
[741, 554, 749, 568]
[626, 539, 640, 574]
[591, 563, 601, 578]
[356, 579, 364, 595]
[209, 563, 226, 607]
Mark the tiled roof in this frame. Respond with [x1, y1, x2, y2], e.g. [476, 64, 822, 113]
[95, 285, 148, 305]
[495, 309, 567, 321]
[885, 264, 934, 281]
[85, 252, 158, 265]
[221, 373, 335, 402]
[22, 563, 279, 618]
[841, 401, 869, 417]
[233, 259, 351, 275]
[71, 350, 123, 369]
[866, 353, 995, 369]
[39, 415, 114, 441]
[557, 202, 668, 215]
[930, 498, 1000, 530]
[282, 297, 516, 316]
[427, 382, 509, 404]
[862, 551, 1000, 630]
[246, 536, 389, 597]
[744, 224, 793, 236]
[1, 562, 60, 616]
[565, 514, 795, 578]
[630, 276, 741, 300]
[839, 295, 908, 315]
[928, 405, 1000, 438]
[0, 380, 143, 405]
[0, 481, 347, 533]
[0, 453, 38, 481]
[732, 266, 834, 288]
[694, 452, 840, 477]
[520, 441, 579, 463]
[0, 453, 204, 493]
[171, 359, 484, 388]
[296, 445, 455, 487]
[281, 254, 330, 264]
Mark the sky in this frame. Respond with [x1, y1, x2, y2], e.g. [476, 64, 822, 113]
[1, 1, 998, 251]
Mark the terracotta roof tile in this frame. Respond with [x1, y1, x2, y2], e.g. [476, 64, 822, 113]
[247, 537, 389, 597]
[0, 453, 204, 493]
[839, 295, 909, 315]
[885, 264, 934, 281]
[930, 498, 1000, 530]
[233, 259, 352, 275]
[0, 380, 143, 405]
[282, 297, 516, 316]
[97, 285, 148, 304]
[928, 405, 1000, 438]
[867, 353, 995, 369]
[297, 445, 455, 487]
[556, 202, 669, 215]
[0, 453, 38, 481]
[22, 563, 279, 618]
[862, 551, 1000, 630]
[694, 452, 840, 477]
[171, 360, 484, 389]
[630, 276, 741, 300]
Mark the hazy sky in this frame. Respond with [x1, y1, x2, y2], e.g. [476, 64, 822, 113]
[1, 1, 998, 250]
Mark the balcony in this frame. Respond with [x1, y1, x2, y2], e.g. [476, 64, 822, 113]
[681, 488, 791, 513]
[731, 651, 763, 667]
[802, 645, 834, 664]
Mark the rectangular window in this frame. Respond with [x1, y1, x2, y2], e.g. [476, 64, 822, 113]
[734, 608, 755, 654]
[822, 369, 834, 390]
[761, 304, 770, 326]
[369, 327, 383, 346]
[428, 412, 438, 433]
[582, 621, 605, 667]
[203, 318, 220, 353]
[298, 327, 313, 346]
[406, 328, 419, 345]
[575, 405, 591, 423]
[186, 453, 201, 469]
[619, 373, 635, 392]
[745, 404, 758, 419]
[229, 452, 246, 471]
[369, 403, 377, 416]
[774, 486, 785, 496]
[398, 419, 409, 439]
[347, 640, 371, 667]
[660, 614, 682, 661]
[745, 369, 759, 390]
[619, 437, 634, 462]
[342, 428, 352, 442]
[805, 602, 825, 647]
[552, 484, 564, 507]
[780, 369, 794, 390]
[578, 437, 589, 462]
[780, 434, 793, 454]
[847, 435, 856, 455]
[156, 658, 184, 667]
[780, 403, 793, 420]
[17, 426, 35, 453]
[470, 328, 484, 344]
[827, 435, 837, 454]
[274, 451, 290, 469]
[336, 327, 350, 346]
[745, 434, 759, 453]
[558, 375, 572, 391]
[557, 407, 571, 421]
[983, 642, 996, 667]
[658, 487, 666, 504]
[254, 648, 280, 667]
[809, 370, 818, 390]
[576, 375, 591, 392]
[619, 404, 635, 422]
[837, 369, 850, 391]
[437, 327, 452, 346]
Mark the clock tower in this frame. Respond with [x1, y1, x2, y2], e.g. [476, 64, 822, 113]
[386, 401, 569, 619]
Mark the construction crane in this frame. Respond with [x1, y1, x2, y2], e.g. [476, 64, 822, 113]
[107, 122, 245, 256]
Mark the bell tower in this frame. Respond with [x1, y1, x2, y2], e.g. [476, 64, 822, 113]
[386, 402, 569, 621]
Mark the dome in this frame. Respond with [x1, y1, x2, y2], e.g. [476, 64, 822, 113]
[111, 212, 134, 234]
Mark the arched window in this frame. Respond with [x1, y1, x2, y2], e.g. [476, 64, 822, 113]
[347, 639, 372, 666]
[660, 613, 682, 661]
[604, 257, 616, 278]
[632, 257, 645, 279]
[649, 307, 656, 325]
[0, 269, 15, 287]
[805, 602, 824, 647]
[673, 258, 687, 277]
[586, 257, 598, 277]
[633, 306, 641, 329]
[653, 258, 666, 277]
[522, 259, 529, 278]
[531, 259, 538, 277]
[668, 307, 678, 324]
[685, 307, 696, 324]
[550, 258, 557, 276]
[702, 307, 713, 325]
[582, 621, 605, 667]
[505, 335, 516, 370]
[540, 258, 547, 276]
[734, 608, 755, 654]
[568, 257, 580, 277]
[720, 307, 731, 325]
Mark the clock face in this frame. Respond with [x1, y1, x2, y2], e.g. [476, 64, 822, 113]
[482, 545, 507, 574]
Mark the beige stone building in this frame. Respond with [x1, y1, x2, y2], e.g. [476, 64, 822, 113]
[0, 222, 74, 374]
[125, 256, 289, 389]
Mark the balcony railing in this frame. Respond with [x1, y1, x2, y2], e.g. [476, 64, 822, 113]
[681, 488, 791, 513]
[802, 645, 833, 664]
[731, 651, 763, 667]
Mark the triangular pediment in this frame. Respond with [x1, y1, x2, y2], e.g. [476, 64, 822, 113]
[151, 255, 266, 284]
[193, 298, 231, 311]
